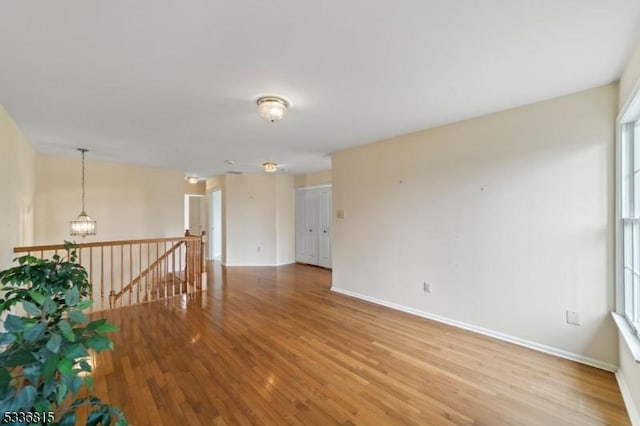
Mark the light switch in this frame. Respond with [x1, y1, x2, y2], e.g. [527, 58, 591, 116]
[336, 209, 345, 219]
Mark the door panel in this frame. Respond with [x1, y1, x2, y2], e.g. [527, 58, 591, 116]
[295, 190, 306, 262]
[304, 189, 320, 265]
[295, 186, 331, 268]
[318, 188, 332, 268]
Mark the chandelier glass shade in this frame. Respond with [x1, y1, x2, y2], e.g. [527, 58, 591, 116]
[262, 162, 278, 173]
[257, 96, 289, 123]
[70, 148, 97, 237]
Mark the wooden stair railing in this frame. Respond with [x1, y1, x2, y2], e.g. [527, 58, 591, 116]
[13, 235, 203, 311]
[108, 240, 183, 308]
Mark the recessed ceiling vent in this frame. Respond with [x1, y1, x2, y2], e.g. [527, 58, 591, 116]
[225, 170, 244, 175]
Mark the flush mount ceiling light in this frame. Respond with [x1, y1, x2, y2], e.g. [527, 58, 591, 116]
[70, 148, 97, 237]
[262, 162, 278, 173]
[186, 176, 199, 184]
[256, 96, 289, 123]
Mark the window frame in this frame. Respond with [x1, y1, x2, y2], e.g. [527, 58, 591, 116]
[616, 83, 640, 358]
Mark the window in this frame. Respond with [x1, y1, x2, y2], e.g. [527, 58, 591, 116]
[620, 119, 640, 336]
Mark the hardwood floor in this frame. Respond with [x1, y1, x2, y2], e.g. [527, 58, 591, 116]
[90, 262, 629, 425]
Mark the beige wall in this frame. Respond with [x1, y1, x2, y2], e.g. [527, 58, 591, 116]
[276, 175, 296, 265]
[217, 174, 295, 266]
[294, 170, 332, 188]
[0, 106, 35, 268]
[617, 40, 640, 423]
[620, 40, 640, 110]
[224, 174, 276, 266]
[332, 84, 617, 367]
[34, 155, 184, 244]
[184, 181, 206, 195]
[206, 175, 227, 263]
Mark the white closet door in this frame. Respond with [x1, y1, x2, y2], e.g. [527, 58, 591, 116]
[295, 190, 306, 262]
[318, 187, 332, 268]
[295, 186, 332, 268]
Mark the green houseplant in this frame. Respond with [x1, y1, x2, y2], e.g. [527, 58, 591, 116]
[0, 242, 127, 425]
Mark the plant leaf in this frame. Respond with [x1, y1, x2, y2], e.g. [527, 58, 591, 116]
[79, 359, 92, 373]
[86, 335, 114, 352]
[24, 321, 46, 342]
[4, 314, 26, 333]
[0, 332, 16, 346]
[23, 364, 42, 384]
[95, 322, 119, 333]
[46, 333, 62, 353]
[43, 298, 57, 314]
[22, 300, 41, 316]
[0, 367, 10, 397]
[64, 287, 80, 307]
[77, 299, 93, 310]
[70, 376, 83, 396]
[58, 319, 75, 342]
[59, 411, 76, 426]
[57, 357, 73, 377]
[15, 384, 37, 410]
[63, 343, 89, 360]
[56, 381, 68, 405]
[42, 354, 60, 381]
[69, 309, 88, 324]
[4, 350, 36, 367]
[86, 319, 107, 330]
[87, 410, 103, 426]
[27, 290, 45, 306]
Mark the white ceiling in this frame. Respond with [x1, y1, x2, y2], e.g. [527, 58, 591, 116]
[1, 1, 639, 177]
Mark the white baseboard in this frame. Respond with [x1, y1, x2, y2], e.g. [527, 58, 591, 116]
[616, 370, 640, 425]
[331, 286, 618, 373]
[222, 262, 295, 267]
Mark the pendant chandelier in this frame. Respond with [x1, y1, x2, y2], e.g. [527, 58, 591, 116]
[70, 148, 97, 237]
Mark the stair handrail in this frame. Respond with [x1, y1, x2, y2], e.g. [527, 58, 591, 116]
[13, 235, 203, 311]
[108, 240, 184, 307]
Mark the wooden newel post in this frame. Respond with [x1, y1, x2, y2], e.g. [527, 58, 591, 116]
[109, 290, 116, 309]
[200, 231, 207, 273]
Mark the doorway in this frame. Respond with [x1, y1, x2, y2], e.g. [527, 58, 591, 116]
[184, 194, 207, 235]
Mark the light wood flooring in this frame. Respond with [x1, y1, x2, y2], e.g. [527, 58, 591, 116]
[90, 262, 629, 425]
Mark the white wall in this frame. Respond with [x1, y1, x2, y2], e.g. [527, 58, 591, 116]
[332, 84, 617, 367]
[0, 106, 35, 269]
[34, 154, 184, 244]
[617, 38, 640, 423]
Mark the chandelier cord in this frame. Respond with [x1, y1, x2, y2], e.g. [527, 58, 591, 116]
[80, 148, 86, 212]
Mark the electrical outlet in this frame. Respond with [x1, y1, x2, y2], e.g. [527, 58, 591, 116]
[423, 282, 432, 293]
[566, 310, 580, 326]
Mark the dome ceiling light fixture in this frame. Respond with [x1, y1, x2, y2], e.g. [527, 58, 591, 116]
[262, 162, 278, 173]
[256, 96, 289, 123]
[186, 176, 199, 184]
